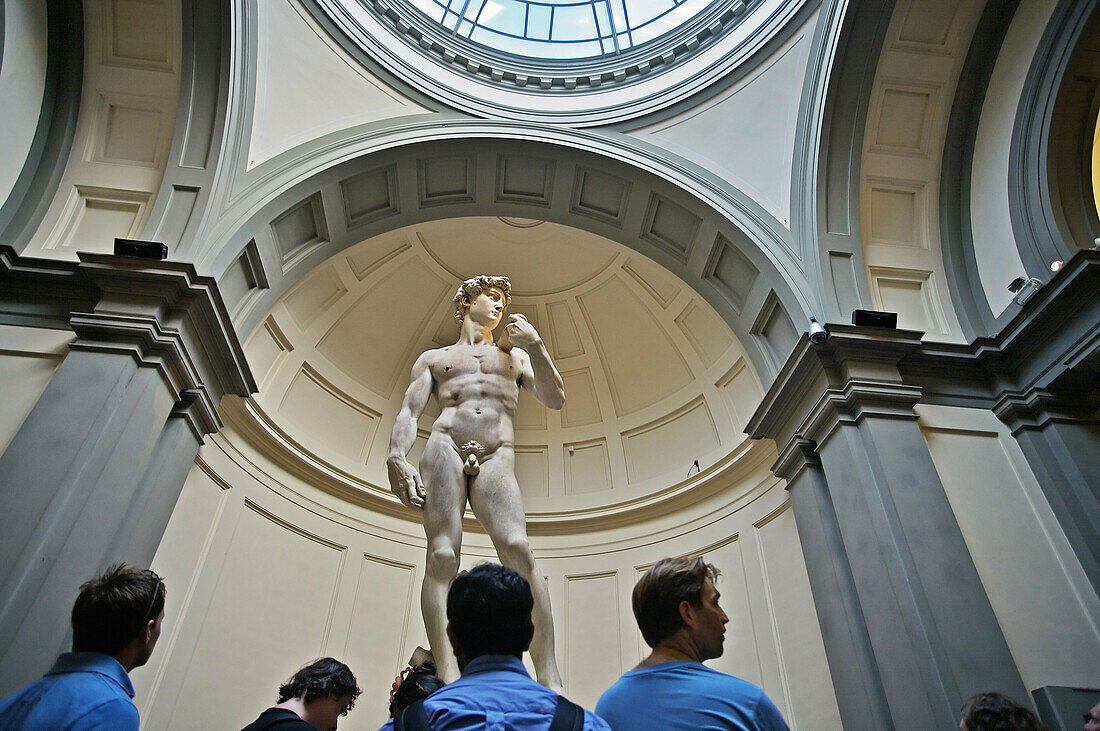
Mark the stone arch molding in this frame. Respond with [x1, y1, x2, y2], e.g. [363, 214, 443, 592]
[210, 135, 814, 387]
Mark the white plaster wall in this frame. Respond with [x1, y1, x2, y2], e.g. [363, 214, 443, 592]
[627, 9, 816, 228]
[918, 404, 1100, 692]
[0, 0, 49, 206]
[0, 325, 74, 453]
[133, 433, 841, 730]
[970, 0, 1056, 316]
[247, 0, 430, 169]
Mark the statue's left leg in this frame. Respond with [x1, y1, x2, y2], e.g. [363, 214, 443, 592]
[469, 449, 563, 692]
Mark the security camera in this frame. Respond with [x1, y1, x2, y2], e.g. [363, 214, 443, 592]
[1007, 276, 1042, 306]
[809, 317, 828, 344]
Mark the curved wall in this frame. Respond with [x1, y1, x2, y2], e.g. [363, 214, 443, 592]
[134, 429, 841, 730]
[969, 0, 1056, 316]
[0, 0, 49, 207]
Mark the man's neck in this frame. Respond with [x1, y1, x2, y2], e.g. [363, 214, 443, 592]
[457, 319, 494, 346]
[635, 636, 702, 669]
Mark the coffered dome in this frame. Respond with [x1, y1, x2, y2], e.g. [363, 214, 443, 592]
[233, 216, 767, 523]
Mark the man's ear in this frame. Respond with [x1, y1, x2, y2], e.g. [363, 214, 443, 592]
[678, 600, 697, 629]
[140, 619, 155, 644]
[523, 621, 534, 652]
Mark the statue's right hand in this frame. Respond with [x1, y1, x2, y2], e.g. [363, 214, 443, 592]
[387, 457, 425, 510]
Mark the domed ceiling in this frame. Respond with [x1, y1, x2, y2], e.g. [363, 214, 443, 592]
[236, 216, 767, 520]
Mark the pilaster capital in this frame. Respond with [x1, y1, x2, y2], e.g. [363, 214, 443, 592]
[69, 254, 256, 434]
[747, 325, 925, 455]
[992, 387, 1097, 435]
[773, 437, 821, 484]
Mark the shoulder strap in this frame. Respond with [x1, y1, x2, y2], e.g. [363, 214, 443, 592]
[395, 699, 431, 731]
[549, 695, 584, 731]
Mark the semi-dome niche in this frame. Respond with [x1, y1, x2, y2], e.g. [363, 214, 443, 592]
[226, 216, 768, 526]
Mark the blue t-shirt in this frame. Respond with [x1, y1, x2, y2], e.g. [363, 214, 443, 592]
[0, 652, 139, 731]
[595, 661, 788, 731]
[380, 655, 609, 731]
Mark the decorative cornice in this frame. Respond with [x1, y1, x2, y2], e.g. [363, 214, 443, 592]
[76, 253, 257, 402]
[748, 251, 1099, 464]
[219, 394, 779, 534]
[0, 245, 98, 327]
[69, 312, 203, 392]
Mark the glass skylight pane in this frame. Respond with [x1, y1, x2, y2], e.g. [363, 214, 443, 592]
[593, 1, 613, 38]
[551, 3, 598, 42]
[379, 0, 730, 60]
[527, 4, 552, 39]
[478, 0, 525, 35]
[623, 0, 674, 27]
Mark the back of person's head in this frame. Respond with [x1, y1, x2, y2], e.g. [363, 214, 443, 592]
[389, 661, 444, 717]
[960, 692, 1046, 731]
[277, 657, 361, 709]
[71, 563, 165, 656]
[632, 556, 720, 648]
[446, 563, 533, 659]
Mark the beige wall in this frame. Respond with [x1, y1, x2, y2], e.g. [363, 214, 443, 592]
[918, 404, 1100, 691]
[0, 325, 74, 454]
[132, 430, 841, 730]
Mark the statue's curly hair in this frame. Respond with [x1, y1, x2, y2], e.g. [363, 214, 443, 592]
[452, 275, 511, 324]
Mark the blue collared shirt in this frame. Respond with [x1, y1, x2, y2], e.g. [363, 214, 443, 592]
[0, 652, 139, 731]
[381, 655, 610, 731]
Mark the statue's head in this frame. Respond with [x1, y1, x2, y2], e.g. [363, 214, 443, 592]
[453, 275, 512, 325]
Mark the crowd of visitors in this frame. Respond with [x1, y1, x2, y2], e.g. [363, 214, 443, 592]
[0, 558, 1091, 731]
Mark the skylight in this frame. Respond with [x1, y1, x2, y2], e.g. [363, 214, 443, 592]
[405, 0, 716, 59]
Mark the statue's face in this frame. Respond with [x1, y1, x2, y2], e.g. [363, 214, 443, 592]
[466, 287, 506, 328]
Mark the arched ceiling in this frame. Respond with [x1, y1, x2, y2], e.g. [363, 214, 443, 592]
[231, 216, 768, 522]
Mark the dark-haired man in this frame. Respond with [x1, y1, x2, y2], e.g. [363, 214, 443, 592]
[383, 563, 608, 731]
[241, 657, 361, 731]
[0, 563, 166, 730]
[596, 556, 788, 731]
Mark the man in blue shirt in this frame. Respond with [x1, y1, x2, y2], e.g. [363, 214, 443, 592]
[383, 563, 608, 731]
[595, 557, 788, 731]
[0, 563, 166, 730]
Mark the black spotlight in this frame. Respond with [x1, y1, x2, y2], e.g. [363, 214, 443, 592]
[113, 238, 168, 260]
[851, 309, 898, 328]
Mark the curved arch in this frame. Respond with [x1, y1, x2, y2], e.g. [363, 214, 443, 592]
[1008, 0, 1099, 275]
[939, 1, 1021, 339]
[796, 0, 893, 324]
[0, 0, 83, 253]
[209, 136, 813, 384]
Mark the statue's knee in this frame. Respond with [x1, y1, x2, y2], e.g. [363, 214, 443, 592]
[426, 545, 459, 577]
[498, 538, 535, 570]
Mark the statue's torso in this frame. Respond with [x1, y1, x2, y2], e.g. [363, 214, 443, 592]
[426, 343, 520, 454]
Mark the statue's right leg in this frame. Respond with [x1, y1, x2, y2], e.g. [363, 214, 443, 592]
[419, 437, 465, 684]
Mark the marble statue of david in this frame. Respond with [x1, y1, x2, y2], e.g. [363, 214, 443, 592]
[387, 275, 564, 690]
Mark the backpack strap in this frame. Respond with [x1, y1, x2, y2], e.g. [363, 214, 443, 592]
[549, 695, 584, 731]
[394, 699, 431, 731]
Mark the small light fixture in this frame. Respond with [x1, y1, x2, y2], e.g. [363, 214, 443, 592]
[809, 317, 828, 344]
[1050, 260, 1064, 273]
[1007, 276, 1043, 306]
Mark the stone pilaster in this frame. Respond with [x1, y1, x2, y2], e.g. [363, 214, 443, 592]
[0, 251, 254, 693]
[748, 326, 1028, 730]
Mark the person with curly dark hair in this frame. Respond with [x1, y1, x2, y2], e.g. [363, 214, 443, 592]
[388, 661, 444, 717]
[959, 692, 1047, 731]
[241, 657, 361, 731]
